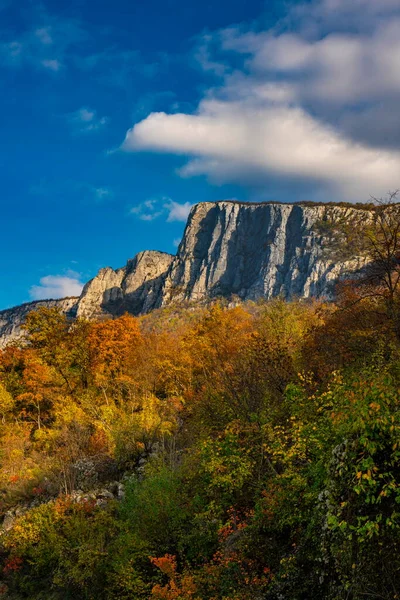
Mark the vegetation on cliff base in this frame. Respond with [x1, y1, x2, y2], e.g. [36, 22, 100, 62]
[0, 280, 399, 598]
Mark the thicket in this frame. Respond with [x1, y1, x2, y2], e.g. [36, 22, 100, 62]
[0, 286, 399, 599]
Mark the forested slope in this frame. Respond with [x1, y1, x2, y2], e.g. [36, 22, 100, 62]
[0, 278, 399, 599]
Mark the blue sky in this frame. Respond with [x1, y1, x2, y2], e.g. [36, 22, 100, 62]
[1, 0, 400, 308]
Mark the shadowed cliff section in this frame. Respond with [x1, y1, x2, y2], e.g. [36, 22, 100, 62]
[0, 200, 372, 346]
[159, 201, 367, 306]
[76, 250, 174, 319]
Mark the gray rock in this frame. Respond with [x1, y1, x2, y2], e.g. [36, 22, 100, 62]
[1, 511, 15, 532]
[97, 489, 114, 500]
[0, 201, 371, 347]
[107, 481, 120, 495]
[76, 250, 174, 319]
[159, 201, 366, 306]
[0, 297, 79, 348]
[117, 483, 125, 499]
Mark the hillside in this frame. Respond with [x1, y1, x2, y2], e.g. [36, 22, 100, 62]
[1, 199, 399, 599]
[0, 291, 399, 599]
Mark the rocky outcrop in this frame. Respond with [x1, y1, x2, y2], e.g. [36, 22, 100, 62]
[1, 480, 126, 534]
[159, 201, 366, 305]
[0, 201, 371, 347]
[0, 297, 79, 348]
[76, 250, 174, 319]
[0, 251, 174, 347]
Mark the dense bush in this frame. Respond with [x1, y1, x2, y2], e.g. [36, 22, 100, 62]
[0, 295, 399, 599]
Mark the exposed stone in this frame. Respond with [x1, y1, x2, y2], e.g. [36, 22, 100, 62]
[76, 250, 174, 319]
[0, 297, 79, 348]
[97, 489, 115, 500]
[159, 201, 367, 306]
[117, 482, 125, 499]
[0, 201, 372, 347]
[1, 511, 15, 532]
[0, 481, 128, 534]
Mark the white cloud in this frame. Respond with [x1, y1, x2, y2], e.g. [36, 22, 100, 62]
[30, 272, 84, 300]
[224, 21, 400, 106]
[130, 198, 192, 222]
[293, 0, 400, 31]
[194, 34, 227, 76]
[67, 107, 108, 133]
[130, 198, 164, 221]
[122, 0, 400, 200]
[77, 108, 95, 122]
[124, 100, 400, 199]
[165, 200, 192, 222]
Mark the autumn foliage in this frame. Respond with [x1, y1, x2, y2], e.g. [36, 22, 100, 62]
[0, 292, 399, 599]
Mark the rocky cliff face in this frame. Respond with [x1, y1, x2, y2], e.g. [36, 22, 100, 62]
[0, 201, 369, 347]
[76, 250, 174, 319]
[0, 297, 79, 348]
[159, 201, 365, 306]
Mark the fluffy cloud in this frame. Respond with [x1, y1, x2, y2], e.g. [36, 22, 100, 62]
[130, 198, 192, 222]
[122, 0, 400, 201]
[292, 0, 400, 31]
[124, 100, 400, 199]
[30, 272, 84, 300]
[166, 200, 192, 222]
[223, 20, 400, 105]
[130, 198, 164, 221]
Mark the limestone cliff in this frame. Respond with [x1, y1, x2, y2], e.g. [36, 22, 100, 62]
[76, 250, 174, 319]
[0, 201, 371, 347]
[0, 297, 79, 348]
[159, 201, 366, 305]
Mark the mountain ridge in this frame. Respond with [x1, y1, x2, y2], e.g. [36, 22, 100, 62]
[0, 200, 371, 347]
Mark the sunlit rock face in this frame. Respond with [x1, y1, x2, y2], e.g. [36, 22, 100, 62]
[0, 201, 370, 346]
[159, 201, 365, 306]
[76, 250, 174, 319]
